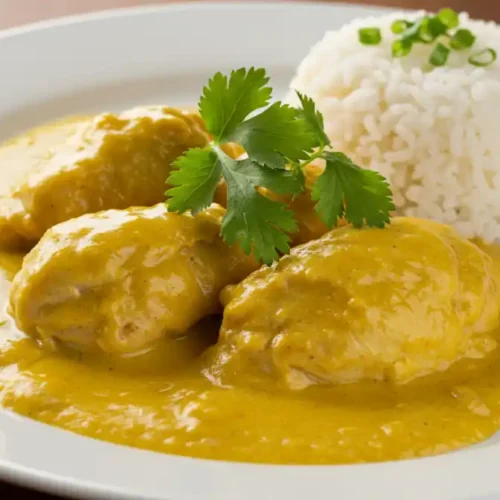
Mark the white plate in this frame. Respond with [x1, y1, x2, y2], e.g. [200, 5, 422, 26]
[0, 2, 498, 500]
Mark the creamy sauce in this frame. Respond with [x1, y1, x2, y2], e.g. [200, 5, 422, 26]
[0, 118, 89, 196]
[3, 121, 500, 465]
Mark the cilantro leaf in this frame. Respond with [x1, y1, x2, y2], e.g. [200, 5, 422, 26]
[344, 168, 395, 228]
[166, 148, 221, 214]
[218, 154, 298, 264]
[313, 152, 395, 228]
[199, 67, 271, 141]
[226, 102, 317, 169]
[296, 91, 330, 148]
[226, 157, 305, 196]
[311, 160, 345, 227]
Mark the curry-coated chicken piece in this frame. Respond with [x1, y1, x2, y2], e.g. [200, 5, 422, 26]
[1, 107, 210, 248]
[10, 204, 257, 354]
[211, 218, 500, 390]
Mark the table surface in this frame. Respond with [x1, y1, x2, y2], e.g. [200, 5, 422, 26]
[0, 0, 498, 498]
[0, 0, 499, 27]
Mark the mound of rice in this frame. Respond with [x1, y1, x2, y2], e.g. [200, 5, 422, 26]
[286, 12, 500, 241]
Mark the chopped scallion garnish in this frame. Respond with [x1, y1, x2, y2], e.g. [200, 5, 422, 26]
[400, 21, 422, 43]
[429, 43, 450, 66]
[358, 27, 382, 45]
[391, 20, 412, 35]
[392, 39, 412, 58]
[420, 17, 448, 42]
[436, 7, 459, 29]
[450, 29, 476, 50]
[469, 48, 497, 67]
[359, 8, 496, 68]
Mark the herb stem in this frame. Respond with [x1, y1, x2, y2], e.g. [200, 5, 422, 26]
[288, 146, 326, 183]
[303, 146, 326, 168]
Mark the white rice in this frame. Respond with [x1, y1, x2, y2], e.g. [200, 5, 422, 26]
[286, 11, 500, 242]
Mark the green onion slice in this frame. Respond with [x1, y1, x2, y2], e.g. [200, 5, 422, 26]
[358, 27, 382, 45]
[392, 38, 413, 58]
[417, 18, 433, 43]
[420, 17, 448, 43]
[468, 48, 497, 67]
[450, 29, 476, 50]
[391, 20, 412, 35]
[437, 7, 459, 29]
[429, 43, 450, 66]
[401, 20, 423, 42]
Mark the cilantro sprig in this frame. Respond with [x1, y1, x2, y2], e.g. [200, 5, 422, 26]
[166, 67, 394, 265]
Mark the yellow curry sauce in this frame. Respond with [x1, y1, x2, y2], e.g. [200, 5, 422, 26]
[3, 120, 500, 465]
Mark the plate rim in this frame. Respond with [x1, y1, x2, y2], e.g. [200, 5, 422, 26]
[0, 0, 393, 38]
[0, 2, 496, 500]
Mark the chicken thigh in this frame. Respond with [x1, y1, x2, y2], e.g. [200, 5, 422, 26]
[10, 204, 257, 354]
[211, 218, 500, 389]
[0, 107, 210, 248]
